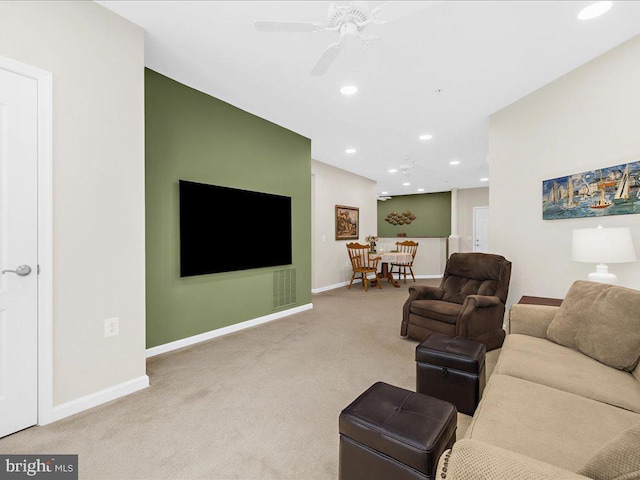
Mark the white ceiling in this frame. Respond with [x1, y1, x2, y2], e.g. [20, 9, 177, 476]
[97, 0, 640, 197]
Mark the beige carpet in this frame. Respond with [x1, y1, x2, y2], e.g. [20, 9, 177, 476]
[0, 279, 499, 479]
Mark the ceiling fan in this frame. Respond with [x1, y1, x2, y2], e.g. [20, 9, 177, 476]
[254, 1, 390, 76]
[398, 161, 422, 175]
[394, 157, 423, 177]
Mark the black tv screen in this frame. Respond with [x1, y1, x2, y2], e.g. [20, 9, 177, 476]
[179, 180, 292, 277]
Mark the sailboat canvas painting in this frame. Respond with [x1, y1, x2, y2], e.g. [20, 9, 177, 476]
[542, 160, 640, 220]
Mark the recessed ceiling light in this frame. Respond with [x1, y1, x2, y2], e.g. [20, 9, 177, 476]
[340, 85, 358, 95]
[381, 191, 388, 195]
[417, 188, 425, 192]
[577, 1, 612, 20]
[419, 134, 433, 141]
[403, 182, 411, 186]
[449, 160, 461, 166]
[388, 169, 398, 173]
[345, 148, 356, 154]
[480, 177, 489, 182]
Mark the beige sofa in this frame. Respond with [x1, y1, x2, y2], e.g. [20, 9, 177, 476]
[436, 281, 640, 479]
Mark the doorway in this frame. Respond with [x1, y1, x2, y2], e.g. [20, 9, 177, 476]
[0, 56, 53, 436]
[473, 206, 489, 253]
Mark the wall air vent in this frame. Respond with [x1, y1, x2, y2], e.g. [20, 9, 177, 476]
[273, 267, 296, 309]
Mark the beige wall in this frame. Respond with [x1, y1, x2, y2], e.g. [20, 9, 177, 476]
[311, 160, 378, 291]
[490, 35, 640, 307]
[311, 160, 449, 291]
[377, 237, 447, 277]
[457, 187, 489, 252]
[0, 1, 146, 405]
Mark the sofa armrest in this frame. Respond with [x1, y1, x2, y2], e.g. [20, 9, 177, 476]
[436, 439, 589, 479]
[456, 295, 504, 338]
[401, 285, 445, 336]
[508, 304, 560, 338]
[464, 294, 501, 308]
[407, 285, 445, 301]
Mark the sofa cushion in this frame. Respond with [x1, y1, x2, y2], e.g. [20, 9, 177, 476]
[410, 300, 462, 324]
[546, 281, 640, 372]
[495, 334, 640, 413]
[465, 373, 640, 472]
[577, 422, 640, 480]
[573, 282, 640, 372]
[545, 280, 594, 349]
[442, 275, 498, 305]
[440, 252, 511, 304]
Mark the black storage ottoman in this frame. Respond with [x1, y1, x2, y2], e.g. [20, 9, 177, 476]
[416, 333, 487, 416]
[339, 381, 457, 480]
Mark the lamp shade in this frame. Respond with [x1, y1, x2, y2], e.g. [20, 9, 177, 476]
[571, 225, 637, 264]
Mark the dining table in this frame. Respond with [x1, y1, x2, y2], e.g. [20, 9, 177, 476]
[369, 251, 413, 288]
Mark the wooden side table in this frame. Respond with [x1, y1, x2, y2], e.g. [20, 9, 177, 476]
[518, 296, 563, 307]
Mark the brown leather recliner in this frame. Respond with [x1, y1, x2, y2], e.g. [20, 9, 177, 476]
[401, 252, 512, 351]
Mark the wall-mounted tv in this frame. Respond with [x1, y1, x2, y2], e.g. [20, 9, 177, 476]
[179, 180, 292, 277]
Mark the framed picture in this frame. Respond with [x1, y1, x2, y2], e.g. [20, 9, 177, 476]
[542, 160, 640, 220]
[335, 205, 359, 240]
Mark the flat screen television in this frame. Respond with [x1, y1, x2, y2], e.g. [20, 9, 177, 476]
[179, 180, 292, 277]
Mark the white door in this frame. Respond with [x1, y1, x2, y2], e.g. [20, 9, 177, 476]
[0, 68, 39, 438]
[473, 206, 489, 253]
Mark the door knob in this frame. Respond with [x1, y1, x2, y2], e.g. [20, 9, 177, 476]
[1, 265, 32, 276]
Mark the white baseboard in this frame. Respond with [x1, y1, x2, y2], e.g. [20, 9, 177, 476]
[47, 375, 149, 424]
[312, 279, 360, 293]
[146, 303, 314, 358]
[312, 275, 442, 293]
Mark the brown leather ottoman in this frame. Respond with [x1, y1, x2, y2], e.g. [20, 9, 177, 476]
[416, 333, 486, 416]
[339, 381, 457, 480]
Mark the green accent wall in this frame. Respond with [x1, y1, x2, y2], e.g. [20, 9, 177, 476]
[377, 192, 452, 237]
[145, 69, 312, 348]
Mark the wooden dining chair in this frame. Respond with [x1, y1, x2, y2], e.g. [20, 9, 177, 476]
[390, 240, 419, 284]
[346, 242, 381, 292]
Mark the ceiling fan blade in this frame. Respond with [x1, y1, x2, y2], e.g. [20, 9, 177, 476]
[310, 40, 344, 76]
[369, 1, 393, 21]
[254, 20, 322, 33]
[373, 0, 443, 24]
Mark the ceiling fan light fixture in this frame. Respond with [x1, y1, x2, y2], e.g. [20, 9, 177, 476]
[340, 85, 358, 95]
[578, 1, 612, 20]
[345, 148, 356, 154]
[419, 134, 433, 141]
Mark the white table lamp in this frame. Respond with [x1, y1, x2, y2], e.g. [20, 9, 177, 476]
[571, 225, 637, 284]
